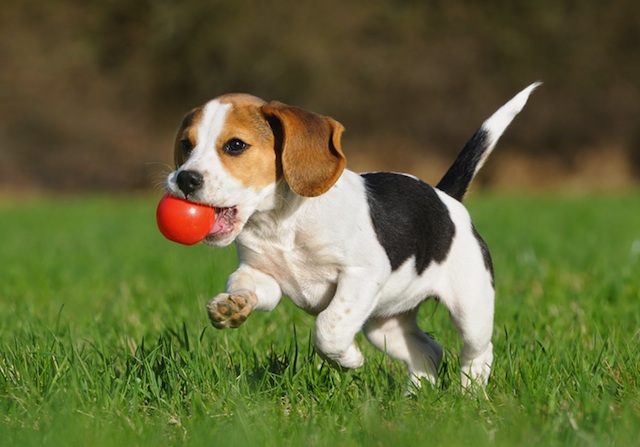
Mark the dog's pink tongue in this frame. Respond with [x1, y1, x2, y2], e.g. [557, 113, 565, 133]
[211, 218, 226, 234]
[210, 208, 231, 234]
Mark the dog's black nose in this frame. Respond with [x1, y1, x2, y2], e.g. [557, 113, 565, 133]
[176, 170, 204, 196]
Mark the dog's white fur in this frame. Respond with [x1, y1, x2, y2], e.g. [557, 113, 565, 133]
[165, 84, 540, 389]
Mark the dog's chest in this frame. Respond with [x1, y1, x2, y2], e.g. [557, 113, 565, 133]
[238, 224, 340, 314]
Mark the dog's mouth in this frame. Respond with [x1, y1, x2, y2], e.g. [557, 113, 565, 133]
[205, 206, 239, 243]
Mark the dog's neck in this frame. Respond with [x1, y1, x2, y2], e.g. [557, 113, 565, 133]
[238, 179, 308, 250]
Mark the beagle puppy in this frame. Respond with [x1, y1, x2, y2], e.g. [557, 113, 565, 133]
[165, 83, 540, 389]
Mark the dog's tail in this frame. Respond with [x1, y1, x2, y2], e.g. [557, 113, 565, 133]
[436, 82, 541, 201]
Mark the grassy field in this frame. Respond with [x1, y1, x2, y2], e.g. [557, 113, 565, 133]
[1, 192, 639, 446]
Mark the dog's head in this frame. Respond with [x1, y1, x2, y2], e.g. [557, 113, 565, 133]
[165, 94, 346, 246]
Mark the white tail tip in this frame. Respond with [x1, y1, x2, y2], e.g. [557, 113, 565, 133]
[482, 81, 542, 140]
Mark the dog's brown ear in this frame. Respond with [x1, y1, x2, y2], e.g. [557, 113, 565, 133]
[261, 102, 346, 197]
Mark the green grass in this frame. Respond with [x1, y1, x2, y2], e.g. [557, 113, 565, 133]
[1, 192, 639, 446]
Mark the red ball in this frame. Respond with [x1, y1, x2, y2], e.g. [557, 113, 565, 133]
[156, 193, 216, 245]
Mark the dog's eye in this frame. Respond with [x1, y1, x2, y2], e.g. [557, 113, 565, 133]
[223, 138, 249, 156]
[180, 139, 193, 156]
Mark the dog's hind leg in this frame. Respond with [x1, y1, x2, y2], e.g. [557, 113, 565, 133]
[447, 281, 495, 389]
[363, 308, 443, 389]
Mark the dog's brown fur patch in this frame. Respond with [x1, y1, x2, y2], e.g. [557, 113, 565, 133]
[216, 95, 280, 190]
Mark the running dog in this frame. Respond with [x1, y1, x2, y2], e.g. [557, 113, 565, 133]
[165, 83, 540, 388]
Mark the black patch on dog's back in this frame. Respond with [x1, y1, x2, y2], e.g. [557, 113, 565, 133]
[362, 172, 456, 274]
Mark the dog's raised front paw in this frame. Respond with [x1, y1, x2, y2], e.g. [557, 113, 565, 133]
[207, 290, 257, 329]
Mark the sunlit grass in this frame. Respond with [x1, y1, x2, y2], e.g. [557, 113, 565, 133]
[1, 192, 639, 446]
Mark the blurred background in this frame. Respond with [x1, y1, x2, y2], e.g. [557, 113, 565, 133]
[1, 0, 638, 194]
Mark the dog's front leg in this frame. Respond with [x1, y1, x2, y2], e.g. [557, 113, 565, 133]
[313, 274, 381, 369]
[207, 264, 282, 329]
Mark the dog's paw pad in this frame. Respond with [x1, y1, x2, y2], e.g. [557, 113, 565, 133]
[207, 291, 256, 329]
[215, 302, 233, 317]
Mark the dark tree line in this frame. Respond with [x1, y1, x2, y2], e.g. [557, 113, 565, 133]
[1, 0, 638, 190]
